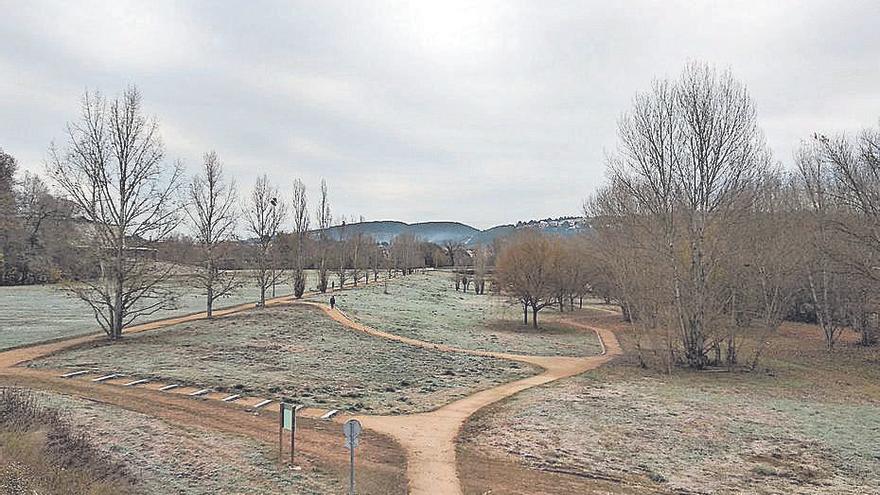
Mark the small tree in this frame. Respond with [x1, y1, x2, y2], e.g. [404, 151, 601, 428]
[186, 151, 239, 318]
[315, 179, 332, 292]
[496, 230, 558, 328]
[246, 175, 286, 307]
[291, 178, 309, 298]
[47, 87, 182, 340]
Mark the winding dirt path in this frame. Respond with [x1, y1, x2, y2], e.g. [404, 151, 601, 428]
[2, 283, 622, 494]
[301, 301, 622, 495]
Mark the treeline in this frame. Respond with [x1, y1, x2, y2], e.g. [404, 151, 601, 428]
[0, 149, 78, 285]
[4, 86, 459, 339]
[584, 62, 880, 370]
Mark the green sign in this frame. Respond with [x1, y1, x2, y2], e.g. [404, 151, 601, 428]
[283, 406, 294, 431]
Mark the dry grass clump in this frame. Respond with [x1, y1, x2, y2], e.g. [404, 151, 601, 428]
[0, 388, 135, 495]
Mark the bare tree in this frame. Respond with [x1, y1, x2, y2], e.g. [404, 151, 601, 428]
[473, 244, 489, 295]
[47, 87, 182, 340]
[797, 139, 853, 349]
[246, 175, 286, 307]
[315, 179, 332, 292]
[291, 178, 309, 298]
[443, 240, 463, 268]
[351, 216, 366, 286]
[333, 217, 349, 288]
[186, 151, 238, 318]
[737, 170, 806, 368]
[605, 63, 766, 368]
[369, 242, 383, 282]
[390, 232, 421, 275]
[495, 230, 559, 328]
[803, 128, 880, 347]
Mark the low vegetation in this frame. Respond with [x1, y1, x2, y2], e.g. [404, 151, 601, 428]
[460, 311, 880, 495]
[1, 388, 336, 494]
[0, 388, 134, 495]
[318, 271, 603, 357]
[29, 304, 534, 414]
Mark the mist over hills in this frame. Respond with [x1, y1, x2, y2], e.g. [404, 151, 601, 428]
[321, 217, 592, 245]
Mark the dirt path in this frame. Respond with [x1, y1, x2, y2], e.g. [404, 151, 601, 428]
[0, 288, 409, 494]
[301, 301, 622, 495]
[0, 292, 297, 368]
[2, 285, 622, 494]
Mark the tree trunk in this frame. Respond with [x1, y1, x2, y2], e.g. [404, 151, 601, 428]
[523, 303, 528, 325]
[113, 234, 124, 340]
[532, 305, 539, 329]
[206, 258, 214, 318]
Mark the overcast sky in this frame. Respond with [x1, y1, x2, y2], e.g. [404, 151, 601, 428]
[2, 1, 879, 229]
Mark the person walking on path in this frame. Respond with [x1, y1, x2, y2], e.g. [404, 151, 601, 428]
[330, 295, 336, 310]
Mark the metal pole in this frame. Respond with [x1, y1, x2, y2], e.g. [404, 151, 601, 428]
[349, 445, 355, 495]
[278, 402, 284, 464]
[290, 406, 296, 466]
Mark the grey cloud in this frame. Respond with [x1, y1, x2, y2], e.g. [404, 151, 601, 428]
[2, 0, 879, 228]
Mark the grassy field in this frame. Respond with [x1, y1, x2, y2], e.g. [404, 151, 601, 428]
[460, 312, 880, 495]
[315, 271, 603, 357]
[29, 304, 535, 414]
[0, 270, 319, 351]
[1, 388, 336, 494]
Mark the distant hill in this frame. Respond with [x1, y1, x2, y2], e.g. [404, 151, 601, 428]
[320, 217, 592, 245]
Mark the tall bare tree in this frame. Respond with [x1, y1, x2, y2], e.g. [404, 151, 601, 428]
[605, 63, 767, 368]
[334, 217, 349, 288]
[804, 128, 880, 346]
[291, 178, 309, 298]
[390, 232, 421, 275]
[443, 240, 463, 268]
[473, 244, 489, 295]
[246, 175, 286, 306]
[186, 151, 238, 318]
[315, 178, 331, 292]
[47, 87, 182, 340]
[797, 138, 855, 349]
[351, 215, 367, 286]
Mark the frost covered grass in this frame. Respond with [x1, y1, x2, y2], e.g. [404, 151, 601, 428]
[461, 314, 880, 495]
[0, 388, 135, 495]
[0, 270, 319, 351]
[7, 389, 337, 494]
[30, 304, 534, 414]
[315, 271, 603, 357]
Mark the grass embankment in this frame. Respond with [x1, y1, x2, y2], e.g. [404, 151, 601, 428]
[460, 311, 880, 495]
[0, 388, 134, 495]
[1, 388, 338, 494]
[317, 271, 603, 357]
[29, 304, 533, 414]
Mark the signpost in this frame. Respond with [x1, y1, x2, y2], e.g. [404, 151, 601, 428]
[343, 419, 362, 495]
[278, 402, 299, 465]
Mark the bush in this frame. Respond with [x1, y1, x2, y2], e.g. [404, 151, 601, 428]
[0, 388, 135, 494]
